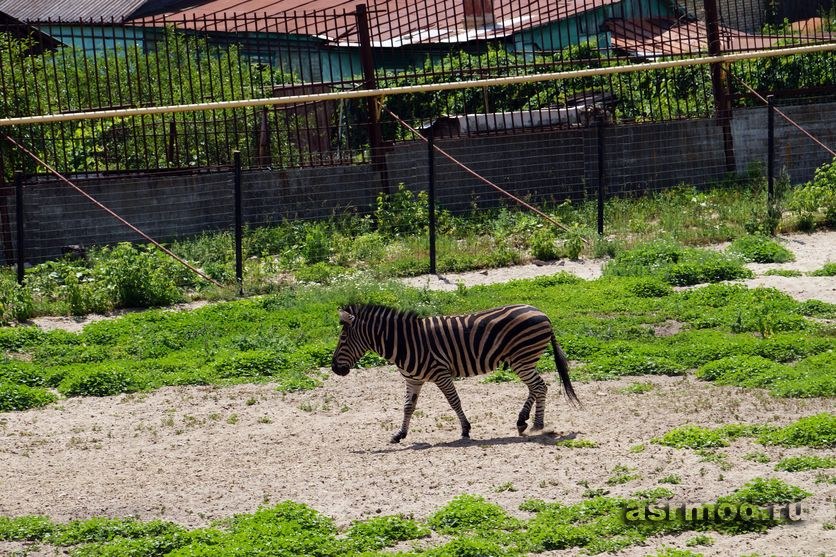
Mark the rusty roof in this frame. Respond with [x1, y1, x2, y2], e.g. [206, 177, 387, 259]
[134, 0, 623, 46]
[606, 17, 834, 57]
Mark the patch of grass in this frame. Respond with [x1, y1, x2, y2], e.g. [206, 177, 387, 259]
[696, 355, 786, 388]
[659, 474, 681, 485]
[427, 495, 521, 534]
[722, 477, 810, 506]
[743, 452, 771, 464]
[346, 515, 430, 551]
[653, 425, 730, 449]
[619, 381, 654, 394]
[757, 413, 836, 448]
[0, 382, 57, 411]
[606, 465, 640, 485]
[603, 241, 752, 286]
[763, 268, 803, 277]
[774, 455, 836, 472]
[481, 368, 519, 383]
[727, 235, 794, 263]
[556, 439, 598, 448]
[685, 533, 714, 547]
[810, 262, 836, 276]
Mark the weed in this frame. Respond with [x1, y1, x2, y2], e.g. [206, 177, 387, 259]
[774, 455, 836, 472]
[757, 413, 836, 448]
[480, 369, 519, 383]
[494, 482, 518, 493]
[743, 452, 771, 464]
[659, 474, 682, 485]
[530, 228, 560, 261]
[727, 235, 794, 263]
[427, 495, 521, 534]
[620, 381, 654, 394]
[763, 268, 803, 277]
[629, 444, 646, 453]
[653, 425, 730, 449]
[606, 465, 640, 485]
[556, 439, 598, 448]
[346, 514, 429, 551]
[810, 262, 836, 276]
[685, 533, 714, 547]
[0, 383, 56, 411]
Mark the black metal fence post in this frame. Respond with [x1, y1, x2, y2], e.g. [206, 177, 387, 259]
[428, 129, 437, 275]
[14, 170, 24, 285]
[596, 114, 606, 236]
[233, 151, 243, 295]
[767, 94, 775, 222]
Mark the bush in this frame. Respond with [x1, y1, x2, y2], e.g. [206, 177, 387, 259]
[58, 366, 144, 397]
[0, 273, 34, 323]
[786, 157, 836, 227]
[727, 235, 794, 263]
[0, 382, 57, 411]
[810, 262, 836, 277]
[93, 243, 183, 308]
[375, 184, 429, 237]
[529, 228, 560, 261]
[346, 515, 429, 551]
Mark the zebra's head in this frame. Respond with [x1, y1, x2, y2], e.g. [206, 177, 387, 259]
[332, 306, 365, 376]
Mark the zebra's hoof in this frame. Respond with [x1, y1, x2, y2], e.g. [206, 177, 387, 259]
[390, 431, 405, 444]
[532, 422, 545, 431]
[517, 423, 528, 435]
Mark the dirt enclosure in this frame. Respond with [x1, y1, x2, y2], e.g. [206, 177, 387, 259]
[1, 232, 834, 556]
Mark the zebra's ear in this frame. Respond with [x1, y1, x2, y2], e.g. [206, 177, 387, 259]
[338, 309, 356, 327]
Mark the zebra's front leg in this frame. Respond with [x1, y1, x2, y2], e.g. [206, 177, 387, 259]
[391, 378, 424, 444]
[517, 369, 548, 434]
[435, 375, 471, 439]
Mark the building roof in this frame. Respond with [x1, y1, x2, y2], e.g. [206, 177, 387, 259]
[606, 17, 834, 57]
[0, 9, 62, 51]
[0, 0, 201, 22]
[134, 0, 623, 47]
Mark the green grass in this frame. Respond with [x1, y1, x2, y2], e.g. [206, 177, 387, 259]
[0, 262, 833, 411]
[810, 262, 836, 276]
[555, 439, 598, 448]
[0, 478, 812, 557]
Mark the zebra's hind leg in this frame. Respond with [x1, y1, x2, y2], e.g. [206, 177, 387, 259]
[391, 378, 424, 444]
[516, 367, 548, 434]
[435, 375, 471, 439]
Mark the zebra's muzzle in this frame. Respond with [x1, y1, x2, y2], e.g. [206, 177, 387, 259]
[332, 364, 350, 376]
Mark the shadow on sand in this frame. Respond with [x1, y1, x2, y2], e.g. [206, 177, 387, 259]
[356, 430, 580, 454]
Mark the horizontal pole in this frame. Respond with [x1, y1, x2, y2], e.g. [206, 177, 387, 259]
[0, 42, 834, 127]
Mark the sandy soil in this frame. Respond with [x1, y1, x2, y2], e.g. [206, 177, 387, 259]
[4, 231, 834, 557]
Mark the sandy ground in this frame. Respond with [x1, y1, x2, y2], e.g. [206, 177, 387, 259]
[4, 231, 834, 556]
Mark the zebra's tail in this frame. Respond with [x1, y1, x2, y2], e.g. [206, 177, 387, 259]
[551, 333, 581, 408]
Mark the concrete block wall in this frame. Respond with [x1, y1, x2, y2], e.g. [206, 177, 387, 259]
[5, 101, 835, 264]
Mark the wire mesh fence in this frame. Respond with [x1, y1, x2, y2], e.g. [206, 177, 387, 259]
[1, 0, 835, 176]
[0, 1, 834, 285]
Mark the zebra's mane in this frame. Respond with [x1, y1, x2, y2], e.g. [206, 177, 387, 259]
[343, 303, 421, 322]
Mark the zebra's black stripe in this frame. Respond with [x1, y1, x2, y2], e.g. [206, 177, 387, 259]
[332, 304, 580, 443]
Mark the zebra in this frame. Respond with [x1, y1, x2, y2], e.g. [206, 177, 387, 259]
[331, 303, 580, 443]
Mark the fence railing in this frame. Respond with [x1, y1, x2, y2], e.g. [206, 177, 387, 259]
[1, 0, 835, 177]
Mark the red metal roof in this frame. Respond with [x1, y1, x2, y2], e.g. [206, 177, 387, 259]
[134, 0, 622, 46]
[606, 18, 834, 57]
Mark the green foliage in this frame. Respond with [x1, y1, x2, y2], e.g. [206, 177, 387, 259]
[757, 413, 836, 448]
[774, 455, 836, 472]
[584, 353, 686, 379]
[375, 184, 430, 238]
[696, 355, 786, 388]
[58, 366, 144, 397]
[786, 157, 836, 228]
[480, 368, 519, 383]
[0, 382, 56, 411]
[555, 439, 598, 448]
[810, 262, 836, 276]
[529, 228, 560, 261]
[627, 279, 673, 298]
[606, 465, 640, 485]
[619, 381, 654, 394]
[763, 268, 803, 277]
[603, 241, 751, 286]
[685, 533, 714, 547]
[427, 495, 520, 534]
[93, 243, 185, 308]
[723, 477, 810, 506]
[0, 515, 55, 541]
[727, 235, 794, 263]
[653, 425, 730, 449]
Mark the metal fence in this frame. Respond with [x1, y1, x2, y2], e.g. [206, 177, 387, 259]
[1, 0, 835, 176]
